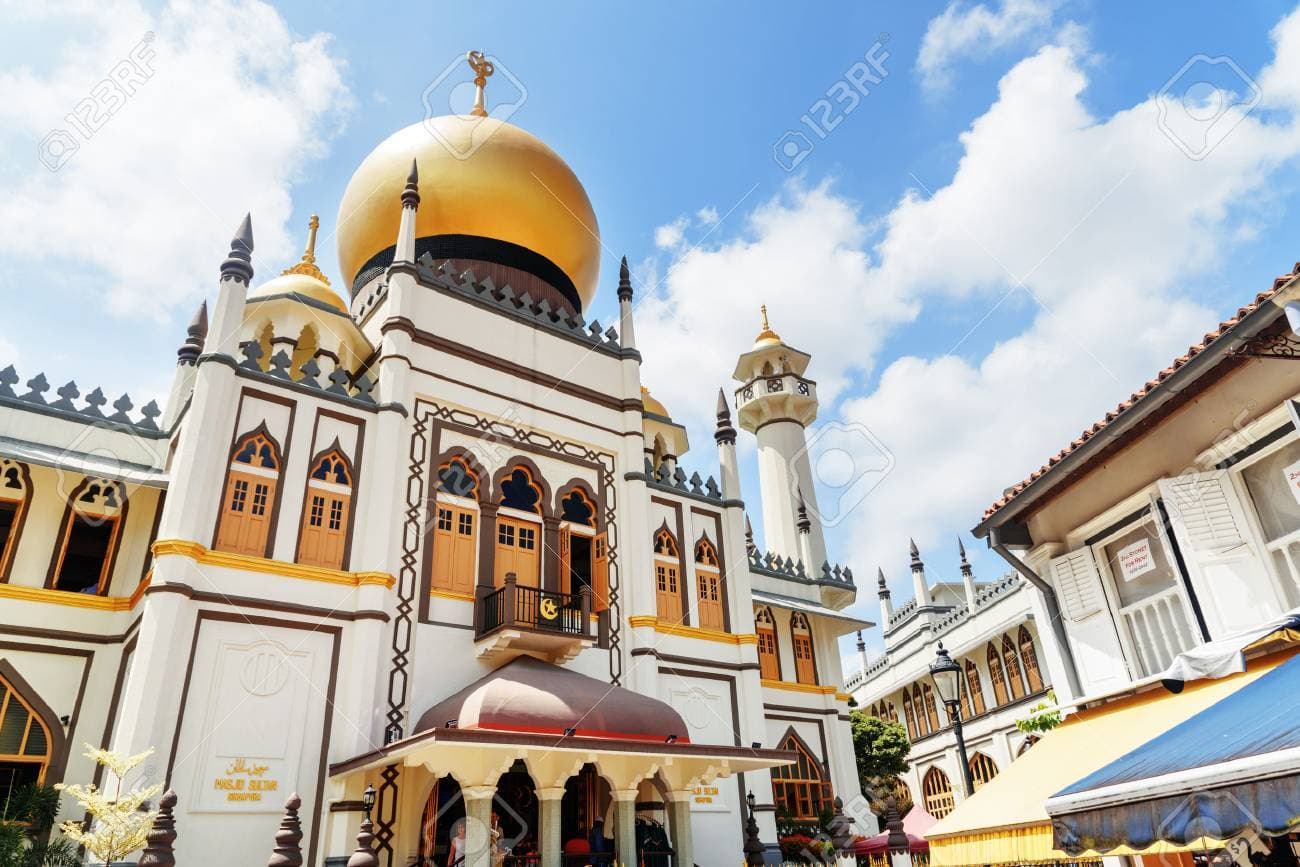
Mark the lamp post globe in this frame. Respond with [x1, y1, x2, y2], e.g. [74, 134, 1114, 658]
[929, 642, 975, 798]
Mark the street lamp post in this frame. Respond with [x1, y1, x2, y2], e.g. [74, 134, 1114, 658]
[929, 643, 975, 798]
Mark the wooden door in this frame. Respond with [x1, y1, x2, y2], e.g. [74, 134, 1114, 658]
[495, 517, 539, 588]
[592, 532, 609, 611]
[217, 471, 276, 557]
[558, 525, 572, 594]
[655, 561, 681, 620]
[433, 504, 476, 594]
[696, 568, 724, 629]
[793, 634, 817, 684]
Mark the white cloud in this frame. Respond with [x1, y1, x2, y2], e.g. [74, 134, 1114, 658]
[654, 215, 690, 250]
[0, 0, 352, 319]
[636, 11, 1300, 626]
[696, 205, 719, 226]
[917, 0, 1058, 94]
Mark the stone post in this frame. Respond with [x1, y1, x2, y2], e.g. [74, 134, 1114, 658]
[885, 795, 913, 867]
[537, 787, 564, 867]
[462, 786, 495, 867]
[829, 796, 856, 867]
[345, 813, 378, 867]
[138, 790, 177, 867]
[268, 793, 304, 867]
[613, 789, 638, 866]
[667, 792, 694, 867]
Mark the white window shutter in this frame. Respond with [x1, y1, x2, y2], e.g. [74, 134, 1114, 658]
[1158, 472, 1283, 637]
[1048, 548, 1105, 622]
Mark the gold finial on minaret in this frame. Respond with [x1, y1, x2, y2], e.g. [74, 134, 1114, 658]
[282, 214, 330, 284]
[466, 50, 495, 118]
[755, 303, 782, 346]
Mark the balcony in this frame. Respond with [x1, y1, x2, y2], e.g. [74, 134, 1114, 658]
[474, 575, 598, 664]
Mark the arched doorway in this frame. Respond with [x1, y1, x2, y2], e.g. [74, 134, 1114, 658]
[417, 776, 464, 866]
[560, 764, 613, 863]
[415, 763, 539, 865]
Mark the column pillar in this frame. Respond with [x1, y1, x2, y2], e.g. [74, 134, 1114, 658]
[462, 786, 495, 867]
[613, 789, 638, 866]
[537, 787, 564, 867]
[667, 793, 694, 867]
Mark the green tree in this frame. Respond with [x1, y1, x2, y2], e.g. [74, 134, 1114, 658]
[0, 783, 81, 867]
[850, 711, 912, 782]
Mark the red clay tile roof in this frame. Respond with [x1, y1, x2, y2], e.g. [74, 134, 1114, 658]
[981, 268, 1299, 522]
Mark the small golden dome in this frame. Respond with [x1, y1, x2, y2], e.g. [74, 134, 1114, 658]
[336, 116, 600, 311]
[754, 304, 783, 348]
[248, 215, 348, 314]
[641, 386, 670, 418]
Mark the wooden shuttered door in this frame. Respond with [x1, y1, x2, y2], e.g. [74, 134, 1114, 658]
[791, 614, 817, 685]
[432, 503, 477, 595]
[756, 607, 780, 679]
[592, 532, 609, 611]
[1047, 546, 1131, 695]
[558, 524, 571, 593]
[299, 490, 350, 569]
[495, 516, 540, 588]
[216, 434, 281, 559]
[655, 561, 682, 621]
[694, 539, 724, 630]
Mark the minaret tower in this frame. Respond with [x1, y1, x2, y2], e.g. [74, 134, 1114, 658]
[733, 306, 825, 568]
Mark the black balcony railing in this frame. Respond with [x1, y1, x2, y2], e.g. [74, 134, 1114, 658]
[476, 575, 593, 640]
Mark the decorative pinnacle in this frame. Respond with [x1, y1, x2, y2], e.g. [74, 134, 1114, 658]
[745, 514, 756, 553]
[714, 387, 737, 445]
[467, 50, 494, 118]
[856, 630, 865, 652]
[754, 303, 782, 345]
[796, 488, 811, 533]
[958, 536, 974, 577]
[402, 159, 420, 208]
[877, 567, 890, 598]
[177, 300, 208, 366]
[281, 215, 329, 284]
[220, 213, 255, 283]
[909, 538, 922, 567]
[617, 255, 633, 302]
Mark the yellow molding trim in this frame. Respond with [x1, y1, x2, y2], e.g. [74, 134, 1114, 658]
[152, 540, 396, 589]
[429, 588, 475, 602]
[627, 616, 758, 645]
[761, 678, 841, 696]
[0, 582, 132, 612]
[128, 571, 153, 608]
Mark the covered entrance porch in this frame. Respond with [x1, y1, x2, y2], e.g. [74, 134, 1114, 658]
[328, 656, 794, 867]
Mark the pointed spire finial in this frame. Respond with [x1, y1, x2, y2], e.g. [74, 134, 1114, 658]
[909, 538, 921, 562]
[754, 303, 782, 346]
[714, 387, 737, 445]
[958, 536, 967, 560]
[281, 215, 330, 284]
[617, 255, 633, 302]
[959, 536, 974, 579]
[177, 301, 209, 366]
[796, 488, 811, 534]
[402, 159, 421, 209]
[856, 629, 866, 652]
[466, 50, 494, 118]
[220, 213, 255, 284]
[877, 566, 890, 599]
[745, 514, 756, 554]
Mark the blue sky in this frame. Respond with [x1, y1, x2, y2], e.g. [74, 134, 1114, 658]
[5, 1, 1300, 662]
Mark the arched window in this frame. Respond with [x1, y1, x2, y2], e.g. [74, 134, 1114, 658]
[0, 673, 55, 805]
[968, 752, 999, 790]
[755, 607, 780, 680]
[770, 731, 832, 821]
[901, 689, 918, 740]
[693, 537, 724, 630]
[51, 479, 126, 595]
[216, 430, 281, 558]
[987, 643, 1009, 706]
[0, 460, 30, 580]
[922, 767, 955, 819]
[965, 661, 987, 715]
[1002, 635, 1027, 699]
[557, 487, 605, 610]
[1019, 626, 1045, 693]
[790, 612, 817, 685]
[298, 450, 353, 570]
[653, 526, 683, 621]
[496, 466, 543, 588]
[911, 685, 929, 737]
[922, 682, 941, 732]
[432, 457, 480, 596]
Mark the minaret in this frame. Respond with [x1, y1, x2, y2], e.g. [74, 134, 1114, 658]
[959, 537, 978, 611]
[164, 301, 208, 427]
[617, 256, 637, 350]
[877, 568, 893, 625]
[715, 388, 739, 499]
[395, 159, 420, 263]
[733, 306, 825, 568]
[206, 214, 253, 358]
[909, 539, 933, 621]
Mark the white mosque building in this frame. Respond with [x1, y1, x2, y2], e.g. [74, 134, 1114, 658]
[0, 59, 868, 867]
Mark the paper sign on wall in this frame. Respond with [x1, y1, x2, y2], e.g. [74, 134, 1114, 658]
[1284, 457, 1300, 506]
[1117, 538, 1156, 582]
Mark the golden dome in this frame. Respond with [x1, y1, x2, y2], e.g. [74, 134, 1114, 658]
[336, 116, 600, 311]
[641, 386, 670, 418]
[248, 216, 348, 314]
[754, 304, 783, 347]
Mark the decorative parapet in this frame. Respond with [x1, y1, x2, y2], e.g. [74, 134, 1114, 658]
[747, 547, 856, 592]
[356, 256, 627, 357]
[235, 341, 377, 407]
[887, 598, 917, 627]
[845, 651, 891, 692]
[974, 571, 1023, 606]
[0, 365, 163, 434]
[644, 457, 723, 502]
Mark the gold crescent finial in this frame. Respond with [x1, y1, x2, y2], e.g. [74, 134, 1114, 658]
[466, 50, 495, 118]
[760, 304, 770, 330]
[283, 214, 330, 285]
[755, 303, 782, 346]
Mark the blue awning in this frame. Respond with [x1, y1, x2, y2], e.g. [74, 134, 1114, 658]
[1046, 652, 1300, 854]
